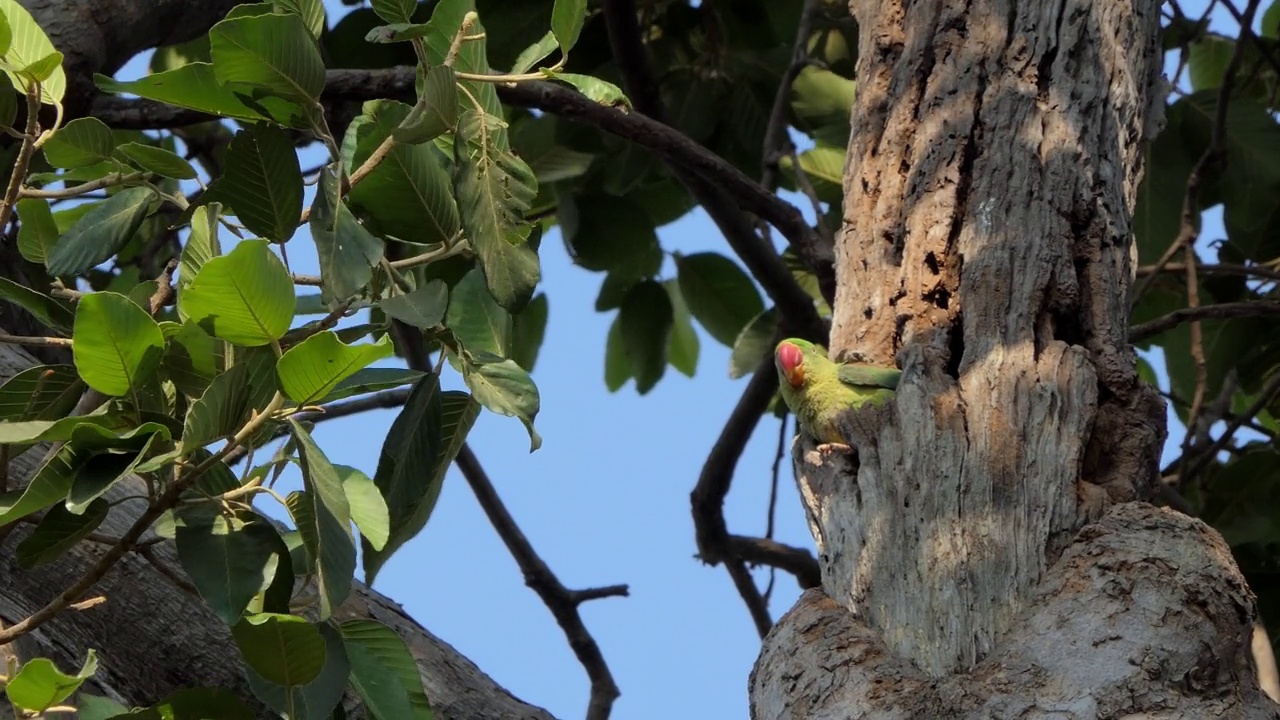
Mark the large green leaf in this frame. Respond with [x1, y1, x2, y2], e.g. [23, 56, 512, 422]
[15, 499, 109, 568]
[729, 307, 777, 379]
[317, 367, 424, 403]
[231, 613, 326, 687]
[551, 0, 586, 54]
[510, 292, 548, 373]
[179, 239, 296, 346]
[446, 267, 510, 357]
[0, 0, 66, 104]
[337, 464, 390, 551]
[213, 125, 304, 242]
[563, 193, 661, 279]
[42, 117, 115, 169]
[46, 187, 156, 277]
[0, 276, 73, 331]
[346, 100, 460, 246]
[5, 651, 96, 713]
[675, 252, 765, 347]
[289, 420, 355, 619]
[277, 331, 394, 405]
[116, 141, 198, 179]
[310, 163, 385, 300]
[393, 65, 457, 144]
[244, 622, 349, 720]
[462, 351, 541, 451]
[183, 353, 272, 449]
[664, 279, 699, 378]
[617, 280, 671, 394]
[72, 292, 165, 397]
[275, 0, 326, 37]
[178, 203, 223, 294]
[341, 619, 434, 720]
[380, 280, 448, 329]
[604, 314, 630, 392]
[95, 64, 306, 128]
[105, 689, 255, 720]
[454, 124, 541, 313]
[15, 197, 57, 264]
[0, 441, 87, 525]
[370, 0, 416, 23]
[67, 426, 167, 512]
[209, 13, 325, 105]
[164, 320, 223, 398]
[0, 365, 82, 423]
[363, 377, 478, 584]
[175, 508, 282, 624]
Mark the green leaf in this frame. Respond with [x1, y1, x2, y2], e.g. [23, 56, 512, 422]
[512, 31, 559, 74]
[510, 292, 548, 373]
[0, 10, 11, 56]
[310, 163, 385, 300]
[0, 442, 87, 525]
[5, 651, 96, 712]
[454, 112, 541, 312]
[603, 314, 630, 391]
[46, 186, 156, 276]
[67, 429, 166, 512]
[0, 415, 126, 445]
[290, 419, 355, 618]
[214, 124, 304, 242]
[0, 365, 82, 423]
[95, 65, 306, 128]
[1189, 36, 1233, 91]
[0, 0, 66, 103]
[371, 0, 417, 23]
[380, 280, 448, 329]
[178, 203, 223, 295]
[42, 117, 114, 168]
[392, 65, 457, 144]
[551, 0, 586, 54]
[341, 619, 434, 720]
[0, 276, 73, 331]
[564, 194, 661, 279]
[462, 351, 541, 451]
[164, 320, 223, 398]
[1265, 0, 1280, 38]
[77, 694, 131, 720]
[175, 509, 282, 624]
[337, 464, 389, 551]
[16, 197, 57, 264]
[231, 613, 326, 687]
[210, 13, 325, 105]
[244, 622, 349, 719]
[109, 688, 255, 720]
[73, 292, 165, 397]
[184, 352, 276, 449]
[363, 377, 478, 584]
[617, 280, 672, 394]
[511, 115, 593, 184]
[15, 498, 109, 568]
[541, 70, 630, 109]
[116, 141, 198, 180]
[665, 279, 699, 378]
[180, 239, 296, 346]
[446, 267, 510, 357]
[274, 0, 326, 37]
[345, 100, 460, 246]
[318, 367, 425, 403]
[729, 307, 777, 379]
[790, 66, 855, 145]
[675, 252, 764, 347]
[277, 331, 394, 405]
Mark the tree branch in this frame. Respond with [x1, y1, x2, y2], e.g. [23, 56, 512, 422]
[1129, 302, 1280, 342]
[455, 446, 625, 720]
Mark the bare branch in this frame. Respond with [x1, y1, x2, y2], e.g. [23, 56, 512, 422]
[1129, 302, 1280, 342]
[727, 535, 821, 590]
[1179, 370, 1280, 485]
[1135, 262, 1280, 284]
[724, 559, 772, 639]
[456, 446, 623, 720]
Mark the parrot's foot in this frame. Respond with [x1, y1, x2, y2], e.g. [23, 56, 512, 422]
[816, 442, 854, 458]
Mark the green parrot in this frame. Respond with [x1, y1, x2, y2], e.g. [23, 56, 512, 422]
[774, 338, 902, 444]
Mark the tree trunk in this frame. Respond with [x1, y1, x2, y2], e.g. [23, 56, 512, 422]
[751, 0, 1280, 716]
[0, 2, 556, 718]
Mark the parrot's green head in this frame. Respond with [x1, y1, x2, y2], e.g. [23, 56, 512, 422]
[775, 338, 818, 390]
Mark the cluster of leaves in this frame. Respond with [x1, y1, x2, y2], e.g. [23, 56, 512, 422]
[0, 0, 616, 717]
[1131, 2, 1280, 650]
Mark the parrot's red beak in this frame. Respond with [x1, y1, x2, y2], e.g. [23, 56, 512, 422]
[776, 342, 805, 387]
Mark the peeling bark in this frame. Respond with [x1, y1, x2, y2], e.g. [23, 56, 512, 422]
[752, 0, 1276, 714]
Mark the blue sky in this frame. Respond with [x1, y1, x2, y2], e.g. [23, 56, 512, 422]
[102, 1, 1243, 717]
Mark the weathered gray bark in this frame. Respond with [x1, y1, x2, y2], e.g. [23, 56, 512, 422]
[751, 0, 1280, 715]
[0, 2, 556, 718]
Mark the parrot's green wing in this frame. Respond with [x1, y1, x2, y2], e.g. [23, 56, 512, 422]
[837, 363, 901, 390]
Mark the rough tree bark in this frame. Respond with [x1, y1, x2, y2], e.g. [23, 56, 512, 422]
[0, 2, 555, 718]
[751, 0, 1280, 717]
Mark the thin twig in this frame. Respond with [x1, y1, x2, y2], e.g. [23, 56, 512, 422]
[20, 172, 148, 200]
[1135, 262, 1280, 284]
[0, 333, 72, 348]
[0, 87, 41, 233]
[1179, 371, 1280, 486]
[1181, 247, 1209, 466]
[456, 445, 624, 720]
[1129, 302, 1280, 342]
[724, 560, 772, 639]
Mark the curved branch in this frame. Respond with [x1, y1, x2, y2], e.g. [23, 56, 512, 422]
[1129, 302, 1280, 342]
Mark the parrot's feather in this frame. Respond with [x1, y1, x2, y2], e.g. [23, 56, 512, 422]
[837, 363, 901, 390]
